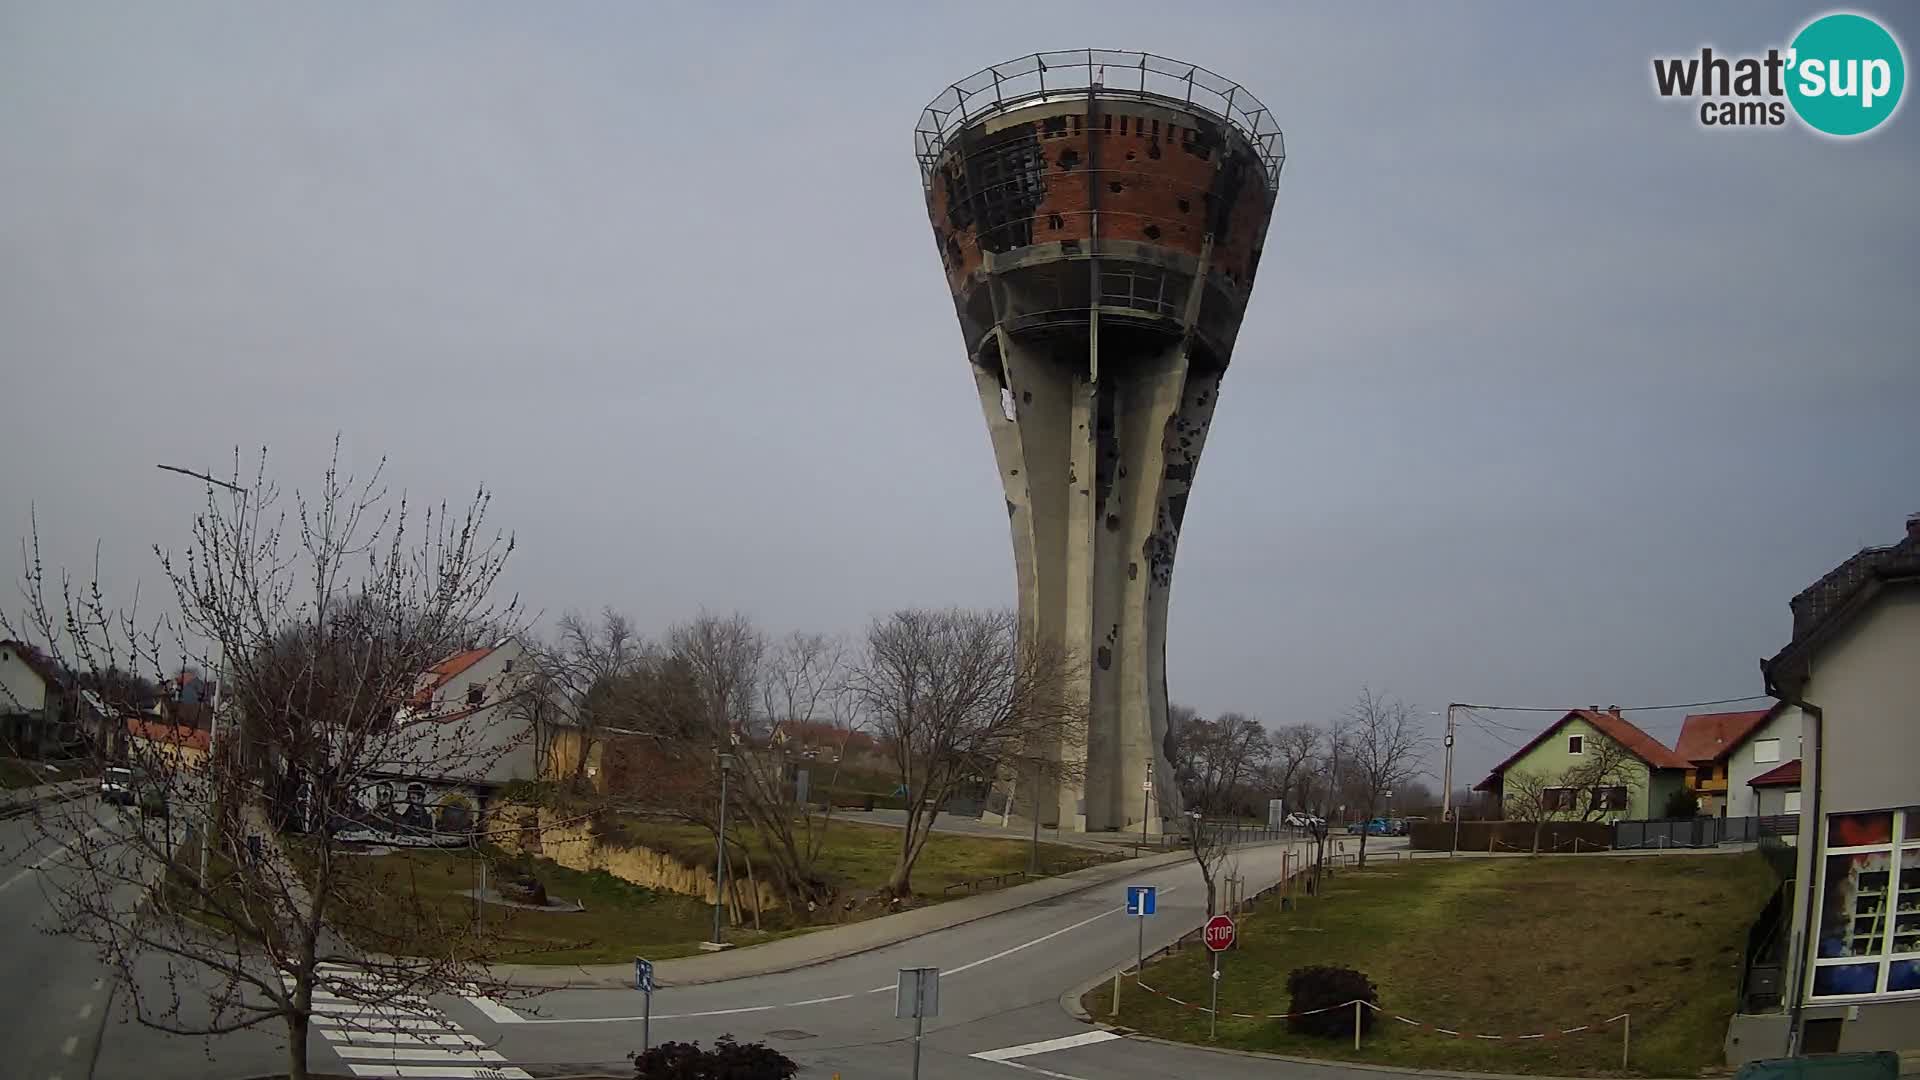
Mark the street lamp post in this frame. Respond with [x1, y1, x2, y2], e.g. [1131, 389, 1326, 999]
[710, 751, 734, 946]
[156, 464, 246, 890]
[1140, 760, 1153, 852]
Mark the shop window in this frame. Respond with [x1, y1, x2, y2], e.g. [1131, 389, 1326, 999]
[1809, 808, 1920, 998]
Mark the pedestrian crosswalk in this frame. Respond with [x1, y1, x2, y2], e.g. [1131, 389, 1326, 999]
[288, 964, 529, 1079]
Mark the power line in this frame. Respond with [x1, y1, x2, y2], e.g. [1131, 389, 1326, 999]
[1457, 694, 1771, 715]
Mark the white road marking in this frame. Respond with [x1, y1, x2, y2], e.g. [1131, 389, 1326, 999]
[60, 1036, 78, 1056]
[972, 1030, 1122, 1061]
[0, 825, 110, 893]
[981, 1058, 1096, 1080]
[491, 881, 1189, 1024]
[330, 1046, 506, 1062]
[341, 1060, 529, 1068]
[312, 1015, 469, 1031]
[459, 993, 521, 1024]
[76, 1003, 93, 1020]
[328, 1031, 486, 1048]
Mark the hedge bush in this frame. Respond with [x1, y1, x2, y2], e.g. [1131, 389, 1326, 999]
[1284, 965, 1378, 1040]
[631, 1036, 798, 1079]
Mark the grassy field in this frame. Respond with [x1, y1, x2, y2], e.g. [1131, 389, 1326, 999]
[605, 813, 1106, 897]
[1091, 854, 1777, 1076]
[323, 847, 800, 965]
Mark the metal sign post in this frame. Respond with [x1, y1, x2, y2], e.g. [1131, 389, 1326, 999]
[1204, 914, 1235, 1039]
[896, 967, 940, 1080]
[1126, 885, 1156, 972]
[634, 957, 655, 1052]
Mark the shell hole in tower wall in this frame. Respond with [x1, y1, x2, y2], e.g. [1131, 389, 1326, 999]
[1143, 225, 1160, 240]
[1108, 181, 1123, 193]
[1057, 149, 1080, 170]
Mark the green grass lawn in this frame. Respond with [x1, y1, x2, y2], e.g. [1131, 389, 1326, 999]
[1092, 854, 1777, 1077]
[323, 846, 804, 966]
[605, 813, 1107, 898]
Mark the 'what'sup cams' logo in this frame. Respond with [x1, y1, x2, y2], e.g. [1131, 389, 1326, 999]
[1653, 10, 1905, 136]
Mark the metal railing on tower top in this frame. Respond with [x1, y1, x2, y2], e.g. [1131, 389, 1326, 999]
[914, 49, 1286, 190]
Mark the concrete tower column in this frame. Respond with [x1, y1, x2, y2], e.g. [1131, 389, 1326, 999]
[918, 50, 1284, 831]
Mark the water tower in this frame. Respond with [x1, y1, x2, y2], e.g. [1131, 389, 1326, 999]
[915, 51, 1284, 832]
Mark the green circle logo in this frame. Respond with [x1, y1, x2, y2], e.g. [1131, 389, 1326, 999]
[1787, 12, 1906, 136]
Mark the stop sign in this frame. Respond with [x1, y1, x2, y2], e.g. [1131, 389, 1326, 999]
[1203, 914, 1236, 952]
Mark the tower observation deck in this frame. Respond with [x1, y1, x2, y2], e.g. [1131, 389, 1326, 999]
[916, 51, 1284, 833]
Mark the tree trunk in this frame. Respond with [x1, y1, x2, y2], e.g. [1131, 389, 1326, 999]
[1204, 876, 1217, 916]
[286, 1010, 310, 1080]
[1358, 828, 1369, 868]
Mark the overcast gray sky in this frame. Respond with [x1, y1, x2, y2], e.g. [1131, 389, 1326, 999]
[3, 2, 1915, 785]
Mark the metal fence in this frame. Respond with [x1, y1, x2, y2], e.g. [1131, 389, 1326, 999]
[1611, 814, 1796, 849]
[913, 49, 1287, 189]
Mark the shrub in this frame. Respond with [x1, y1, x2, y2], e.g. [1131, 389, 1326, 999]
[1663, 787, 1700, 819]
[632, 1036, 798, 1079]
[1284, 965, 1378, 1040]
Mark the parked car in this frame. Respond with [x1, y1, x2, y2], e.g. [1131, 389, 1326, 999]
[99, 767, 137, 806]
[1346, 817, 1394, 836]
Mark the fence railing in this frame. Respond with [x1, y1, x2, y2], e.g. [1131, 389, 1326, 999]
[1611, 814, 1794, 850]
[913, 49, 1286, 189]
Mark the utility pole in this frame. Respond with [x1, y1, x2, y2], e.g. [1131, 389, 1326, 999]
[1441, 704, 1456, 820]
[709, 751, 734, 947]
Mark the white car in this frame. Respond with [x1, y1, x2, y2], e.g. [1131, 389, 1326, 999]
[99, 767, 137, 806]
[1284, 812, 1325, 828]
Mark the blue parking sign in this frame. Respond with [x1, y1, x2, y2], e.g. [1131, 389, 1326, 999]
[1126, 885, 1156, 916]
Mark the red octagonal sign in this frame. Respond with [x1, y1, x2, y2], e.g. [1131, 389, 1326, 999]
[1204, 914, 1236, 952]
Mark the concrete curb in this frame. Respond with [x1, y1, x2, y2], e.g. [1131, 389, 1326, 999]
[483, 845, 1206, 991]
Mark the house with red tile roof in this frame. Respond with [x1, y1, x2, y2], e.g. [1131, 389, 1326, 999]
[1, 638, 75, 757]
[1673, 706, 1781, 818]
[338, 637, 562, 843]
[1472, 707, 1692, 822]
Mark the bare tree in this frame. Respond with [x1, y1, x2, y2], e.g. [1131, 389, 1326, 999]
[1342, 688, 1432, 867]
[1184, 810, 1236, 915]
[1262, 723, 1322, 816]
[845, 608, 1087, 897]
[5, 447, 537, 1080]
[1169, 711, 1270, 817]
[529, 608, 651, 789]
[1500, 736, 1642, 853]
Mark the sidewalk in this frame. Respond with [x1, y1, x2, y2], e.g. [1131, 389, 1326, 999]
[484, 843, 1217, 990]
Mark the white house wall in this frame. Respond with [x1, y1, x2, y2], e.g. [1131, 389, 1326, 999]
[1726, 704, 1803, 819]
[0, 645, 49, 714]
[378, 640, 543, 787]
[1788, 587, 1920, 1051]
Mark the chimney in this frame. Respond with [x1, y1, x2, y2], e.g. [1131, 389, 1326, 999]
[1907, 512, 1920, 544]
[1607, 705, 1621, 717]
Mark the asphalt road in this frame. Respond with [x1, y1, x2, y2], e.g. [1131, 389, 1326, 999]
[0, 798, 130, 1080]
[3, 809, 1407, 1079]
[423, 836, 1402, 1079]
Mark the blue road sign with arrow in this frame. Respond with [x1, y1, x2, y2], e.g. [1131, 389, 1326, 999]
[634, 957, 654, 993]
[1126, 885, 1156, 916]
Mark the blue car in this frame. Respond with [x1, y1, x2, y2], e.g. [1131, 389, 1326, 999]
[1346, 818, 1393, 836]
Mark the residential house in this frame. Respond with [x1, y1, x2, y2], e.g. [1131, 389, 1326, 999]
[1, 639, 74, 757]
[1749, 759, 1803, 820]
[1674, 707, 1793, 818]
[1472, 707, 1693, 822]
[345, 638, 558, 840]
[123, 716, 211, 770]
[1752, 513, 1920, 1058]
[1721, 703, 1806, 821]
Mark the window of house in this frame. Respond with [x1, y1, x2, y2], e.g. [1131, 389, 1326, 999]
[466, 683, 486, 707]
[1785, 791, 1802, 815]
[1567, 735, 1583, 755]
[1809, 808, 1920, 999]
[1754, 739, 1781, 764]
[1544, 787, 1577, 811]
[1698, 766, 1715, 785]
